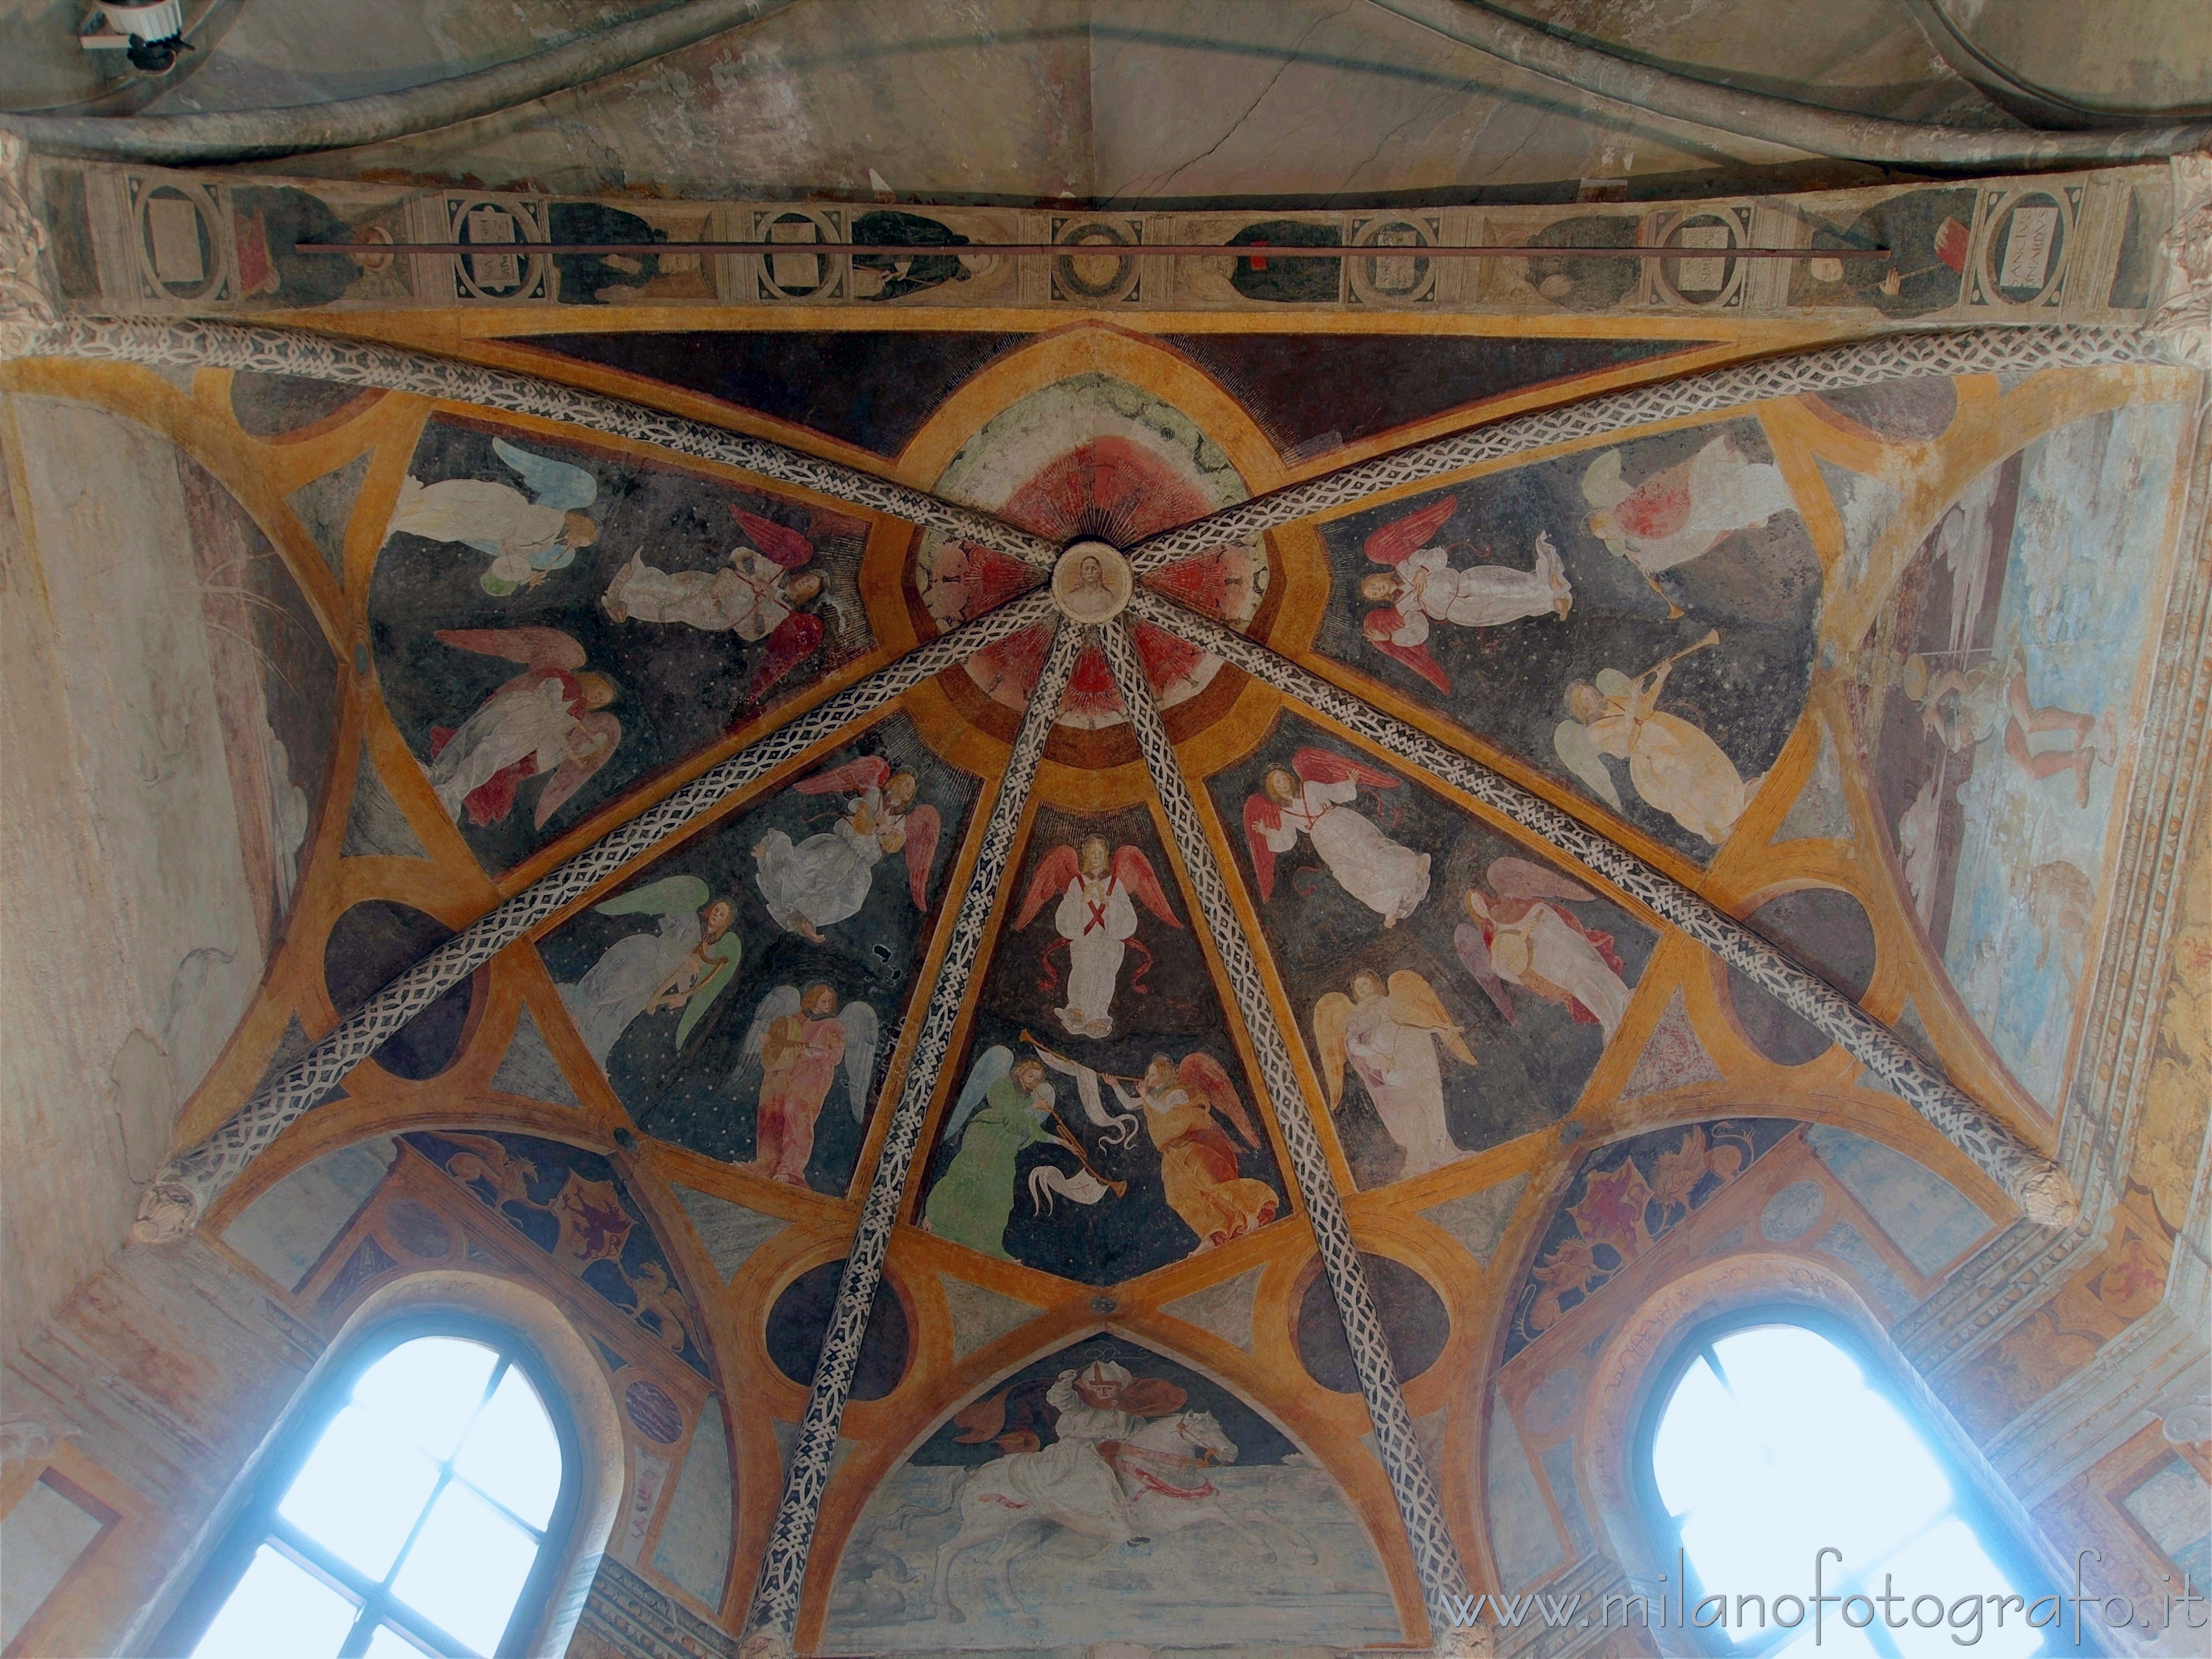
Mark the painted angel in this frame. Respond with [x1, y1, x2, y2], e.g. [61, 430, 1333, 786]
[601, 507, 835, 702]
[1243, 748, 1430, 926]
[727, 983, 878, 1186]
[1553, 633, 1765, 846]
[426, 628, 620, 830]
[752, 757, 940, 943]
[925, 1047, 1065, 1260]
[1107, 1053, 1279, 1249]
[556, 875, 739, 1066]
[1580, 436, 1796, 616]
[1455, 857, 1631, 1042]
[1315, 970, 1477, 1179]
[1357, 495, 1573, 692]
[1013, 835, 1184, 1039]
[387, 437, 600, 595]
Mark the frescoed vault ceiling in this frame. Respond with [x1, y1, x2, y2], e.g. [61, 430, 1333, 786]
[3, 113, 2208, 1659]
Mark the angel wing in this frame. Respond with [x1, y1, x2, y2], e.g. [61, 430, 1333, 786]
[1112, 846, 1183, 928]
[1180, 1051, 1259, 1149]
[1486, 855, 1599, 904]
[1387, 970, 1477, 1066]
[675, 934, 742, 1050]
[1242, 795, 1283, 901]
[1580, 448, 1632, 512]
[1552, 719, 1625, 812]
[747, 612, 824, 705]
[836, 1000, 879, 1121]
[1292, 746, 1401, 791]
[1454, 920, 1517, 1024]
[795, 755, 891, 797]
[1015, 844, 1082, 930]
[943, 1045, 1014, 1147]
[492, 439, 598, 513]
[734, 507, 816, 570]
[901, 806, 941, 909]
[595, 873, 709, 922]
[534, 711, 620, 828]
[434, 625, 587, 672]
[1364, 615, 1452, 693]
[1363, 495, 1457, 567]
[1312, 991, 1354, 1108]
[735, 985, 803, 1073]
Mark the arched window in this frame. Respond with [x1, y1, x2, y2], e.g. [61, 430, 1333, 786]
[1640, 1313, 2047, 1658]
[174, 1323, 576, 1658]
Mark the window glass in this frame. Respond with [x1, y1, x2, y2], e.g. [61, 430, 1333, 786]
[1649, 1321, 2042, 1659]
[192, 1333, 565, 1658]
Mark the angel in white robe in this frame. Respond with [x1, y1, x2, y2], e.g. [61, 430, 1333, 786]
[1014, 836, 1184, 1038]
[557, 877, 739, 1066]
[752, 757, 941, 943]
[1581, 436, 1796, 616]
[726, 983, 877, 1186]
[426, 628, 619, 830]
[1354, 494, 1573, 692]
[387, 437, 600, 596]
[1314, 970, 1477, 1179]
[1553, 633, 1763, 846]
[601, 508, 833, 704]
[1455, 858, 1631, 1042]
[1242, 748, 1430, 926]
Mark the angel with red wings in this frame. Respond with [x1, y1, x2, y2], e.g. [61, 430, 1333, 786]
[426, 627, 620, 830]
[1106, 1052, 1279, 1249]
[1242, 747, 1431, 926]
[751, 755, 940, 943]
[1355, 495, 1573, 694]
[1455, 857, 1632, 1042]
[1013, 834, 1184, 1039]
[601, 505, 833, 702]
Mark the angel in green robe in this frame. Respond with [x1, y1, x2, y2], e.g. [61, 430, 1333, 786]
[556, 874, 739, 1067]
[924, 1047, 1061, 1260]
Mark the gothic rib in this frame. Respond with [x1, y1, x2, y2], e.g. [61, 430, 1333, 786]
[24, 317, 1061, 567]
[1129, 587, 2079, 1227]
[1097, 617, 1474, 1637]
[130, 588, 1057, 1244]
[1125, 325, 2172, 570]
[742, 618, 1085, 1643]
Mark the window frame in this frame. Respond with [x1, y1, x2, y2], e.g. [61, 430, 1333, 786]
[159, 1313, 582, 1659]
[1631, 1301, 2053, 1658]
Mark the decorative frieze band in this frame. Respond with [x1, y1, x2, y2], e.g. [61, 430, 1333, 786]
[1131, 589, 2078, 1227]
[1098, 619, 1473, 1637]
[129, 590, 1057, 1245]
[1127, 325, 2175, 567]
[740, 618, 1083, 1644]
[9, 315, 1060, 566]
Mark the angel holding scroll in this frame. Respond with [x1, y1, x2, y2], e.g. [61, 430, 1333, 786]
[1355, 494, 1573, 693]
[1243, 748, 1430, 926]
[1455, 857, 1632, 1042]
[752, 756, 941, 943]
[1014, 836, 1185, 1039]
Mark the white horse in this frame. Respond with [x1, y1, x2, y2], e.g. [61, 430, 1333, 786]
[928, 1410, 1319, 1623]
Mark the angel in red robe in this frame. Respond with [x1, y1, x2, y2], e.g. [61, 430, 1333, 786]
[1014, 835, 1184, 1039]
[1242, 748, 1430, 926]
[1355, 495, 1573, 692]
[752, 756, 941, 943]
[601, 505, 831, 703]
[426, 627, 620, 830]
[1455, 856, 1631, 1042]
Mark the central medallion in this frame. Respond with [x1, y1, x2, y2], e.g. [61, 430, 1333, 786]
[1050, 538, 1133, 623]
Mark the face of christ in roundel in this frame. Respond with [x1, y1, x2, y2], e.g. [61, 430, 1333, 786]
[1052, 541, 1132, 622]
